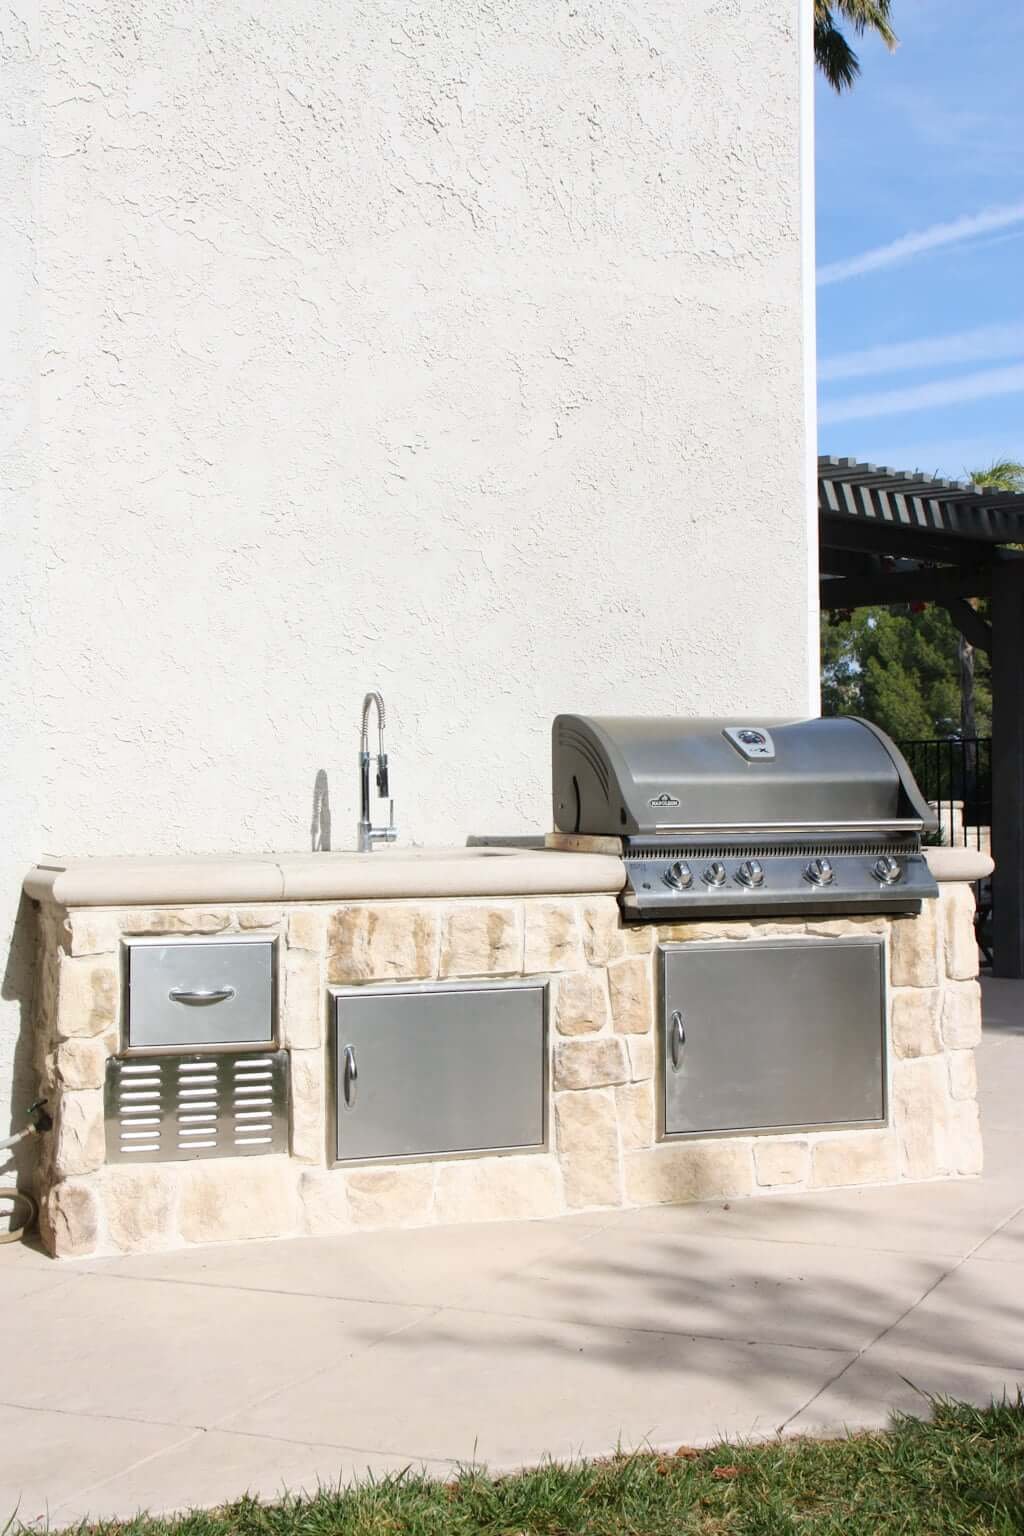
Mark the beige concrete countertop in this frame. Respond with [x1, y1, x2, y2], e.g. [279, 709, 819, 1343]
[23, 845, 628, 908]
[924, 845, 993, 883]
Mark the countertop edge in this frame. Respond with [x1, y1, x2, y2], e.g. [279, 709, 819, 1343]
[924, 846, 993, 883]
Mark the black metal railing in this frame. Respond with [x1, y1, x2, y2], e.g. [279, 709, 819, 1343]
[899, 736, 992, 964]
[897, 737, 992, 850]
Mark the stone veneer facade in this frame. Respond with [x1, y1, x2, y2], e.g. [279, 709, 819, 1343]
[30, 888, 983, 1258]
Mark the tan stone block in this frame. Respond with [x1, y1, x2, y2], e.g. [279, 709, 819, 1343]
[57, 955, 118, 1039]
[889, 905, 939, 988]
[290, 1049, 325, 1164]
[346, 1164, 435, 1229]
[67, 911, 120, 956]
[43, 1178, 99, 1258]
[179, 1157, 298, 1244]
[581, 902, 623, 966]
[754, 1139, 809, 1188]
[120, 910, 231, 936]
[555, 1089, 622, 1208]
[554, 970, 609, 1036]
[624, 1142, 754, 1206]
[523, 901, 584, 973]
[439, 904, 523, 978]
[433, 1156, 563, 1224]
[55, 1036, 109, 1090]
[289, 909, 327, 952]
[299, 1170, 352, 1235]
[948, 1098, 983, 1175]
[892, 1056, 953, 1179]
[54, 1090, 106, 1177]
[620, 926, 655, 955]
[948, 1050, 978, 1102]
[607, 956, 653, 1035]
[658, 923, 754, 942]
[327, 906, 438, 983]
[616, 1081, 655, 1151]
[943, 883, 979, 980]
[811, 1133, 898, 1189]
[236, 908, 283, 930]
[554, 1036, 629, 1091]
[806, 917, 886, 938]
[626, 1034, 655, 1081]
[941, 980, 982, 1049]
[105, 1167, 178, 1252]
[890, 988, 943, 1059]
[283, 949, 323, 1049]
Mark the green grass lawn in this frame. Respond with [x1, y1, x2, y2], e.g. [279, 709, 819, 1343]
[40, 1397, 1024, 1536]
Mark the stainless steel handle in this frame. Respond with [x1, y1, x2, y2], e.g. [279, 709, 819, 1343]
[343, 1044, 358, 1108]
[670, 1010, 686, 1070]
[167, 986, 236, 1005]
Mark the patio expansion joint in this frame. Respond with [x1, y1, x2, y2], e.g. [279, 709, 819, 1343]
[774, 1195, 1024, 1434]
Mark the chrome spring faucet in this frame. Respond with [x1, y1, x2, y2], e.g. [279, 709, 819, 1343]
[357, 691, 398, 852]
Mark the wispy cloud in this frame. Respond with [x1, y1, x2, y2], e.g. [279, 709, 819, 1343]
[817, 200, 1024, 286]
[820, 323, 1024, 382]
[818, 363, 1024, 425]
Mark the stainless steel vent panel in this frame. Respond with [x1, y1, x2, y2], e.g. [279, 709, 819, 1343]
[105, 1050, 288, 1162]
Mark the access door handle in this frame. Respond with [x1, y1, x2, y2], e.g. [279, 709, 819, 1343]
[342, 1044, 358, 1108]
[670, 1010, 686, 1070]
[168, 986, 236, 1005]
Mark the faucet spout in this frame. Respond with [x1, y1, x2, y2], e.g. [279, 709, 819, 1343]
[357, 691, 398, 852]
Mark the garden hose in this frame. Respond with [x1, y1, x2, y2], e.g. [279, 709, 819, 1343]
[0, 1100, 51, 1244]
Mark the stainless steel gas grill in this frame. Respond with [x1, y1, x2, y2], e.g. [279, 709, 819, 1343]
[552, 715, 939, 922]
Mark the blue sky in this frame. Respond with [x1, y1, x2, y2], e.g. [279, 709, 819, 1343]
[815, 0, 1024, 480]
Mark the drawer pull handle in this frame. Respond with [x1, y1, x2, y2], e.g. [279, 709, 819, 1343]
[670, 1010, 686, 1070]
[343, 1044, 358, 1109]
[168, 986, 237, 1006]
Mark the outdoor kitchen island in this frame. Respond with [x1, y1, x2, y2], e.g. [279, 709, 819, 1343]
[24, 841, 988, 1259]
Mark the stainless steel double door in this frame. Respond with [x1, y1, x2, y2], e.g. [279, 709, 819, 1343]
[661, 938, 886, 1136]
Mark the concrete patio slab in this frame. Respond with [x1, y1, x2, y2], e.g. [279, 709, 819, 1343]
[456, 1229, 950, 1351]
[3, 1275, 432, 1426]
[84, 1214, 608, 1309]
[220, 1306, 854, 1467]
[785, 1344, 1024, 1434]
[47, 1431, 453, 1526]
[0, 1404, 191, 1526]
[2, 977, 1022, 1526]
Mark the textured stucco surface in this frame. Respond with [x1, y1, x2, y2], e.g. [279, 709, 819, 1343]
[1, 0, 811, 1140]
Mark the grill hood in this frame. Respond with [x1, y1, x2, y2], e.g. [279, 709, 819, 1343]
[552, 715, 938, 837]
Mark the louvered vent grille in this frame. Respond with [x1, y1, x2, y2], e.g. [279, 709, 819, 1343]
[625, 838, 922, 862]
[105, 1050, 288, 1163]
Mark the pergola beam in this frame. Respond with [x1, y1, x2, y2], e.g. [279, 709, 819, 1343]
[820, 564, 993, 609]
[942, 598, 993, 655]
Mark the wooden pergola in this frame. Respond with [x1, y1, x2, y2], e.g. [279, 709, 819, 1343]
[819, 456, 1024, 978]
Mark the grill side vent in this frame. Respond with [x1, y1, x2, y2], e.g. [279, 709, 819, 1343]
[105, 1050, 288, 1163]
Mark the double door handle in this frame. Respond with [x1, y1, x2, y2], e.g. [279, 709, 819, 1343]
[670, 1010, 686, 1070]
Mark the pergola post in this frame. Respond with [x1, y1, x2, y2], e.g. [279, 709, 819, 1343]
[991, 560, 1024, 978]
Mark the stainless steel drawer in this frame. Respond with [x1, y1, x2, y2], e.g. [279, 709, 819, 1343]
[331, 980, 547, 1164]
[125, 937, 276, 1051]
[660, 938, 886, 1137]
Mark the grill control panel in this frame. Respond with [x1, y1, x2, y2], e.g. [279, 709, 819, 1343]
[623, 842, 932, 920]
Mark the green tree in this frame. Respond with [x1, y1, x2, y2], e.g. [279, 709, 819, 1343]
[821, 605, 991, 742]
[815, 1, 898, 92]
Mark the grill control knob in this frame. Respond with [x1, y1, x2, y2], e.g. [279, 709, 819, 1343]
[664, 861, 693, 891]
[703, 861, 728, 887]
[873, 855, 902, 886]
[736, 859, 765, 888]
[806, 857, 834, 887]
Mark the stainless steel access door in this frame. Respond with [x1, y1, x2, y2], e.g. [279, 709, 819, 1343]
[661, 938, 885, 1137]
[331, 981, 547, 1164]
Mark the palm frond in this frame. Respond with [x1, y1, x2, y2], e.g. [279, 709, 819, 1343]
[833, 0, 898, 51]
[968, 459, 1024, 492]
[815, 9, 860, 91]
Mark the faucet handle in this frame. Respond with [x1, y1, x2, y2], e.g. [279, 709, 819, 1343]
[376, 754, 389, 798]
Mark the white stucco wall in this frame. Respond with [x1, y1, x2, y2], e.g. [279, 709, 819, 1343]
[1, 0, 813, 1141]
